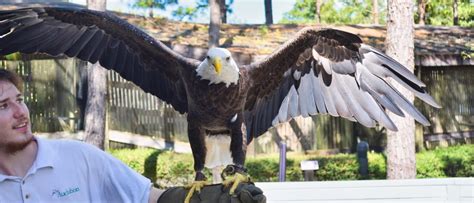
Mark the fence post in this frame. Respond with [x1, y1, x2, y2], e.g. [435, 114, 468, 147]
[278, 141, 286, 182]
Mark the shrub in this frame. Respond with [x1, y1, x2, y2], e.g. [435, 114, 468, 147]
[109, 148, 197, 188]
[368, 152, 386, 179]
[416, 152, 446, 178]
[309, 154, 359, 181]
[109, 144, 473, 187]
[246, 157, 280, 182]
[432, 145, 474, 177]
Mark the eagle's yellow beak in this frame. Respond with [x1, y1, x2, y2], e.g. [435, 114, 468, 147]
[212, 57, 222, 75]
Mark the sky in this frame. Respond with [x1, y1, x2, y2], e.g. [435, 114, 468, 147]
[69, 0, 297, 24]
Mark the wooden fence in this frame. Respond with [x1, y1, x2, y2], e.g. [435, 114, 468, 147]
[107, 71, 189, 142]
[416, 66, 474, 148]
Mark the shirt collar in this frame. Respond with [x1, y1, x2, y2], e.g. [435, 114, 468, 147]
[0, 137, 56, 182]
[34, 136, 57, 169]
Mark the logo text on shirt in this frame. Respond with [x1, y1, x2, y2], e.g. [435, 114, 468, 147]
[52, 187, 80, 198]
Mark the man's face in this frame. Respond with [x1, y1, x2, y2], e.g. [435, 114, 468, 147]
[0, 80, 33, 153]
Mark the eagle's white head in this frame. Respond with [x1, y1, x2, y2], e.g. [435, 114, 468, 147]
[196, 47, 239, 87]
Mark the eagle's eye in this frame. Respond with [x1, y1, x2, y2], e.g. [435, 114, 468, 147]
[225, 56, 230, 61]
[206, 56, 211, 60]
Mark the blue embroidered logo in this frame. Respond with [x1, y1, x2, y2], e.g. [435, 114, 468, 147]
[52, 187, 80, 198]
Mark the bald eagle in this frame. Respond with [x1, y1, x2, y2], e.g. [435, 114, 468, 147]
[0, 4, 439, 198]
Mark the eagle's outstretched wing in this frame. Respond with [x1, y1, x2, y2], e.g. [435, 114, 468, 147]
[244, 27, 440, 140]
[0, 4, 198, 113]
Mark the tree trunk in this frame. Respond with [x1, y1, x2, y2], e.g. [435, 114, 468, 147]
[219, 0, 227, 24]
[87, 0, 105, 11]
[373, 0, 379, 24]
[85, 0, 107, 150]
[453, 0, 459, 26]
[417, 0, 426, 25]
[149, 7, 154, 18]
[209, 0, 221, 47]
[289, 120, 312, 153]
[315, 0, 323, 24]
[264, 0, 273, 24]
[385, 0, 416, 179]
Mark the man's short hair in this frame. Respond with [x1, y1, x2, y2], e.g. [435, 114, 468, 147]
[0, 69, 23, 90]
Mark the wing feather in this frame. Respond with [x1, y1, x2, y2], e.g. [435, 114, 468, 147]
[0, 5, 199, 113]
[287, 86, 299, 118]
[309, 67, 327, 114]
[298, 72, 317, 116]
[76, 29, 104, 61]
[244, 27, 440, 139]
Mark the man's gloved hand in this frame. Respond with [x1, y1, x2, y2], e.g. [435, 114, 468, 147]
[157, 182, 266, 203]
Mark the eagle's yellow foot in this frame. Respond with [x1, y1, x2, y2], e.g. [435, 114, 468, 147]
[184, 180, 209, 203]
[223, 172, 250, 195]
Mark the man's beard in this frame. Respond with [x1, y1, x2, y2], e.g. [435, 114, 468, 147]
[4, 134, 35, 154]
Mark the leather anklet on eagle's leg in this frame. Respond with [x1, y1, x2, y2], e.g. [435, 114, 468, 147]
[184, 171, 210, 203]
[221, 164, 251, 195]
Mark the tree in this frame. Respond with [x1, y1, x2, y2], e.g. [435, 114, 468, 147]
[133, 0, 177, 18]
[453, 0, 459, 25]
[424, 0, 473, 27]
[209, 0, 221, 47]
[385, 0, 416, 179]
[417, 0, 427, 25]
[289, 120, 312, 153]
[283, 0, 471, 26]
[264, 0, 273, 24]
[281, 0, 386, 25]
[372, 0, 379, 24]
[172, 0, 234, 23]
[315, 0, 323, 24]
[219, 0, 227, 23]
[84, 0, 107, 150]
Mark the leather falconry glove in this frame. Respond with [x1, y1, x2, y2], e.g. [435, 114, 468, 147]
[157, 182, 266, 203]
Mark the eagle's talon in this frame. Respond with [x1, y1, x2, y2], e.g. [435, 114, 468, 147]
[222, 172, 250, 195]
[184, 180, 209, 203]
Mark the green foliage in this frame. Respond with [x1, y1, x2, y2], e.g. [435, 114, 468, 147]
[133, 0, 178, 18]
[109, 148, 155, 175]
[246, 157, 280, 182]
[432, 145, 474, 177]
[109, 148, 197, 188]
[416, 145, 474, 178]
[283, 0, 473, 27]
[154, 151, 196, 187]
[367, 152, 386, 179]
[134, 0, 177, 10]
[172, 6, 199, 21]
[423, 0, 473, 27]
[258, 25, 270, 35]
[280, 0, 387, 25]
[416, 152, 446, 178]
[171, 0, 234, 21]
[110, 145, 473, 187]
[313, 155, 360, 180]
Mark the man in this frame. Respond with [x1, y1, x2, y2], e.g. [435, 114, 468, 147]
[0, 69, 265, 202]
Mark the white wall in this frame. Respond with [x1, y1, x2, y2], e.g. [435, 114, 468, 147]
[256, 178, 474, 203]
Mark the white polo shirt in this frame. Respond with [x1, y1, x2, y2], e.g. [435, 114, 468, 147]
[0, 137, 151, 203]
